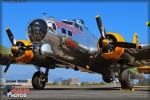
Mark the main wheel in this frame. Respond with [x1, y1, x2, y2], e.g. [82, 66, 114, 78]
[32, 71, 46, 90]
[102, 75, 114, 83]
[120, 69, 134, 90]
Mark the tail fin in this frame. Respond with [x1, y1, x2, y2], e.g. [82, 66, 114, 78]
[132, 32, 141, 49]
[132, 32, 139, 44]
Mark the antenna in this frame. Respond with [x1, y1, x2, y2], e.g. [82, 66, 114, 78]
[42, 12, 47, 19]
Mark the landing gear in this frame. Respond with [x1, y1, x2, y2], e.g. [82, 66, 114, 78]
[74, 66, 79, 71]
[102, 75, 114, 83]
[32, 71, 46, 90]
[32, 66, 49, 90]
[119, 69, 134, 90]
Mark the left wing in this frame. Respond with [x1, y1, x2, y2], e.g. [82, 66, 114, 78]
[56, 64, 95, 73]
[130, 44, 150, 65]
[128, 44, 150, 73]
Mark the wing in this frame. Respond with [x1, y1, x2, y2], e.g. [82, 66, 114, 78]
[0, 53, 15, 65]
[56, 64, 95, 73]
[131, 44, 150, 65]
[128, 44, 150, 73]
[138, 66, 150, 74]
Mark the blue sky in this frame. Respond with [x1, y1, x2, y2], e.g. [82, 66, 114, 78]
[1, 1, 149, 82]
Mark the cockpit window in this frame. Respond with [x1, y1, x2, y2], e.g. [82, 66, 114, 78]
[74, 23, 80, 29]
[72, 19, 85, 26]
[74, 23, 83, 31]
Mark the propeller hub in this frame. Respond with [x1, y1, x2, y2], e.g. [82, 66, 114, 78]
[102, 39, 109, 46]
[11, 46, 19, 53]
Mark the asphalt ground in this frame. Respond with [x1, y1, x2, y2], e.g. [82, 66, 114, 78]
[1, 86, 150, 100]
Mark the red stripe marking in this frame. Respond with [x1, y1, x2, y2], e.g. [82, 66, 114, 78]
[55, 21, 80, 34]
[65, 38, 78, 49]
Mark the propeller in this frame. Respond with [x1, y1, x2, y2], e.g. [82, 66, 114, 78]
[110, 42, 136, 48]
[95, 15, 138, 54]
[4, 55, 13, 73]
[4, 28, 16, 73]
[4, 28, 32, 73]
[96, 15, 106, 39]
[6, 28, 16, 46]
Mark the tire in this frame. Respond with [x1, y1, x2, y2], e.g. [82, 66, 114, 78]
[32, 71, 46, 90]
[102, 75, 113, 83]
[120, 69, 134, 90]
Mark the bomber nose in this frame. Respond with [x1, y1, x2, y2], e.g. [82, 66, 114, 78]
[28, 19, 48, 42]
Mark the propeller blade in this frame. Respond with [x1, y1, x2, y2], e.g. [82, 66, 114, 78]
[96, 15, 106, 38]
[95, 47, 103, 57]
[110, 42, 137, 48]
[4, 56, 13, 73]
[6, 28, 16, 46]
[4, 63, 10, 73]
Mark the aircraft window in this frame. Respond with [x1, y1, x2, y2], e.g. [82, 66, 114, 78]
[74, 23, 80, 29]
[68, 30, 72, 36]
[80, 19, 84, 25]
[85, 27, 88, 29]
[52, 23, 56, 30]
[61, 28, 66, 34]
[62, 21, 73, 25]
[28, 19, 47, 42]
[73, 19, 85, 26]
[80, 26, 83, 31]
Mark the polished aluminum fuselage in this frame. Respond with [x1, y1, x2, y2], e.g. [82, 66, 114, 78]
[39, 18, 98, 66]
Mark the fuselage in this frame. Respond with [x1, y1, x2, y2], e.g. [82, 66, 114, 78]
[27, 17, 99, 67]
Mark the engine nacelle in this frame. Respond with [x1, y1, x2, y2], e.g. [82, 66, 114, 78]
[33, 43, 53, 57]
[32, 43, 54, 66]
[40, 44, 53, 56]
[97, 32, 125, 60]
[12, 40, 54, 65]
[13, 40, 34, 63]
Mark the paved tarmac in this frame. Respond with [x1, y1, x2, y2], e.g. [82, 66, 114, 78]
[1, 86, 150, 100]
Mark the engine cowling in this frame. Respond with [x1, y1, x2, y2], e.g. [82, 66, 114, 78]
[97, 32, 125, 60]
[31, 43, 54, 66]
[11, 40, 54, 65]
[33, 43, 54, 57]
[11, 40, 34, 63]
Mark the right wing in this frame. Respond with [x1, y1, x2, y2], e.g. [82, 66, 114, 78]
[0, 53, 10, 65]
